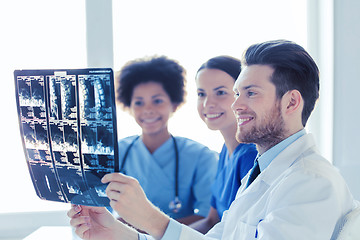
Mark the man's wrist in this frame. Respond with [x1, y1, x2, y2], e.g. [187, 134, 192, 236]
[114, 220, 139, 240]
[145, 209, 170, 240]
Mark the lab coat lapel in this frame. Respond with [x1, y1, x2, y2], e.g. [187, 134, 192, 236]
[221, 134, 316, 240]
[260, 133, 317, 187]
[236, 133, 317, 204]
[222, 179, 270, 239]
[222, 134, 318, 240]
[233, 179, 270, 215]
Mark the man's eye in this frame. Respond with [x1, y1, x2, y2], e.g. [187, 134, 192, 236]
[247, 91, 256, 97]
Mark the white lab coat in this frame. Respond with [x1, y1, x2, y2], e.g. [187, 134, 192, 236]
[175, 133, 357, 240]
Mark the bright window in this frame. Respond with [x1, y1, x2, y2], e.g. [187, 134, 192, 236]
[0, 0, 307, 213]
[112, 0, 307, 151]
[0, 0, 86, 213]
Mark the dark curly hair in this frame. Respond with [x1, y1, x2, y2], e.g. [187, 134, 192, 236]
[116, 56, 186, 108]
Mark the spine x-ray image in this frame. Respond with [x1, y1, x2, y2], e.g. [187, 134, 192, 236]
[14, 68, 118, 207]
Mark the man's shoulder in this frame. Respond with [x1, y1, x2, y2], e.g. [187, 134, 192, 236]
[284, 151, 349, 193]
[293, 151, 339, 177]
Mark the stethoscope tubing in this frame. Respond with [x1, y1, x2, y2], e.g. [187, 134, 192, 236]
[119, 135, 181, 213]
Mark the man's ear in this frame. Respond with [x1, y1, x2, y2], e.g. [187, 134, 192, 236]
[283, 90, 303, 114]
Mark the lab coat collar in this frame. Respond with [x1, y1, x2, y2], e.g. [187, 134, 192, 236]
[257, 133, 317, 187]
[239, 133, 317, 195]
[257, 129, 306, 172]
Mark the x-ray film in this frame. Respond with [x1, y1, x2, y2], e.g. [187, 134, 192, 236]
[14, 68, 119, 207]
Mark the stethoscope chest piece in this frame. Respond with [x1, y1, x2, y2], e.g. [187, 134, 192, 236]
[169, 196, 182, 213]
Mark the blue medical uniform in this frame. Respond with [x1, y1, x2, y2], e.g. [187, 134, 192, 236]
[118, 135, 218, 219]
[211, 143, 257, 219]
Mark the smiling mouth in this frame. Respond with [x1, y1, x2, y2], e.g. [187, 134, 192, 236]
[237, 117, 253, 125]
[141, 117, 160, 123]
[205, 113, 223, 119]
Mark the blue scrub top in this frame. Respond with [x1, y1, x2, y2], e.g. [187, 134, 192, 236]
[118, 135, 218, 219]
[211, 143, 258, 219]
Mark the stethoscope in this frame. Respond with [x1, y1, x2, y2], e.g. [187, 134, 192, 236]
[119, 135, 182, 213]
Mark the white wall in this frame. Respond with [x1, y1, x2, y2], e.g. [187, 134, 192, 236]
[332, 0, 360, 200]
[307, 0, 360, 200]
[1, 0, 359, 238]
[0, 211, 68, 239]
[86, 0, 114, 68]
[306, 0, 334, 164]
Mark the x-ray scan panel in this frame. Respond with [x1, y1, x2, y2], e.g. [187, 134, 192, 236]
[14, 68, 118, 207]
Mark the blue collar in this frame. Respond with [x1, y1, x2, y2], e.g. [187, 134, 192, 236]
[257, 129, 306, 172]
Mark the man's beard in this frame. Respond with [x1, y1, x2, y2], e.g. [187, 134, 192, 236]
[236, 103, 286, 151]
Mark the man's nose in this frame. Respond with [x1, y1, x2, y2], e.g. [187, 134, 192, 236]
[231, 95, 246, 112]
